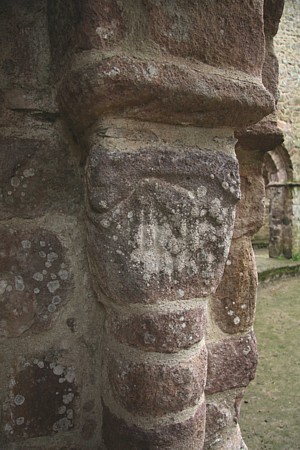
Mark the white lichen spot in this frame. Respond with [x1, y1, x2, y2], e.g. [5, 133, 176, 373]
[14, 394, 25, 406]
[39, 251, 46, 258]
[50, 273, 57, 280]
[233, 316, 240, 325]
[100, 219, 111, 228]
[63, 392, 74, 405]
[65, 369, 75, 383]
[11, 176, 21, 187]
[243, 346, 251, 355]
[197, 186, 207, 197]
[227, 310, 234, 316]
[98, 200, 107, 209]
[67, 409, 73, 420]
[226, 259, 232, 266]
[241, 304, 247, 310]
[178, 289, 185, 298]
[16, 417, 24, 426]
[23, 168, 35, 178]
[222, 181, 229, 190]
[40, 241, 46, 247]
[21, 240, 31, 249]
[33, 288, 40, 294]
[127, 211, 133, 219]
[53, 417, 71, 432]
[47, 280, 60, 293]
[45, 261, 52, 268]
[15, 276, 25, 291]
[58, 269, 68, 281]
[48, 304, 56, 313]
[107, 66, 120, 77]
[58, 405, 66, 414]
[47, 252, 58, 262]
[53, 365, 64, 376]
[21, 192, 26, 197]
[112, 235, 118, 241]
[52, 295, 61, 305]
[146, 64, 158, 77]
[33, 272, 43, 282]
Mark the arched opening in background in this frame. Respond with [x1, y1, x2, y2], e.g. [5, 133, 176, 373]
[254, 144, 295, 258]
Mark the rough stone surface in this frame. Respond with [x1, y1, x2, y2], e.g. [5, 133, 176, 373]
[59, 55, 273, 133]
[87, 145, 239, 304]
[106, 304, 207, 353]
[235, 115, 284, 153]
[233, 148, 266, 239]
[2, 353, 76, 440]
[0, 226, 71, 337]
[146, 0, 265, 76]
[102, 401, 206, 450]
[0, 133, 82, 220]
[206, 332, 258, 395]
[107, 345, 207, 416]
[211, 237, 257, 334]
[205, 389, 245, 449]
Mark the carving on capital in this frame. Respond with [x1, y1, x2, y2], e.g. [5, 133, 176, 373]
[86, 145, 240, 304]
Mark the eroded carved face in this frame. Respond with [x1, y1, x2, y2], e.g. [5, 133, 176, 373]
[86, 145, 240, 304]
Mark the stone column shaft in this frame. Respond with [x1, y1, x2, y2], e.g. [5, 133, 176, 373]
[84, 120, 240, 449]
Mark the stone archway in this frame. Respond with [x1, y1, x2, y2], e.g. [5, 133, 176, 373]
[264, 145, 294, 258]
[252, 141, 300, 260]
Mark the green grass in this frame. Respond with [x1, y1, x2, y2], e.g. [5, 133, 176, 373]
[240, 278, 300, 450]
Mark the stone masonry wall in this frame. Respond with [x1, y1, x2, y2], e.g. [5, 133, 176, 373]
[273, 0, 300, 256]
[0, 1, 283, 449]
[275, 0, 300, 177]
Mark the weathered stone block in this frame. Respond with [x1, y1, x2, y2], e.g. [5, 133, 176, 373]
[48, 0, 125, 66]
[0, 0, 50, 88]
[2, 354, 76, 440]
[205, 332, 257, 394]
[211, 237, 257, 334]
[0, 226, 71, 337]
[87, 145, 239, 304]
[0, 134, 81, 219]
[233, 148, 265, 238]
[107, 346, 207, 416]
[106, 304, 207, 353]
[102, 401, 206, 450]
[205, 389, 245, 448]
[146, 0, 265, 76]
[59, 55, 274, 133]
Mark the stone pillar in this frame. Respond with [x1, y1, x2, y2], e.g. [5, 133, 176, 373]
[206, 146, 264, 449]
[83, 121, 240, 449]
[49, 1, 276, 448]
[204, 0, 285, 447]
